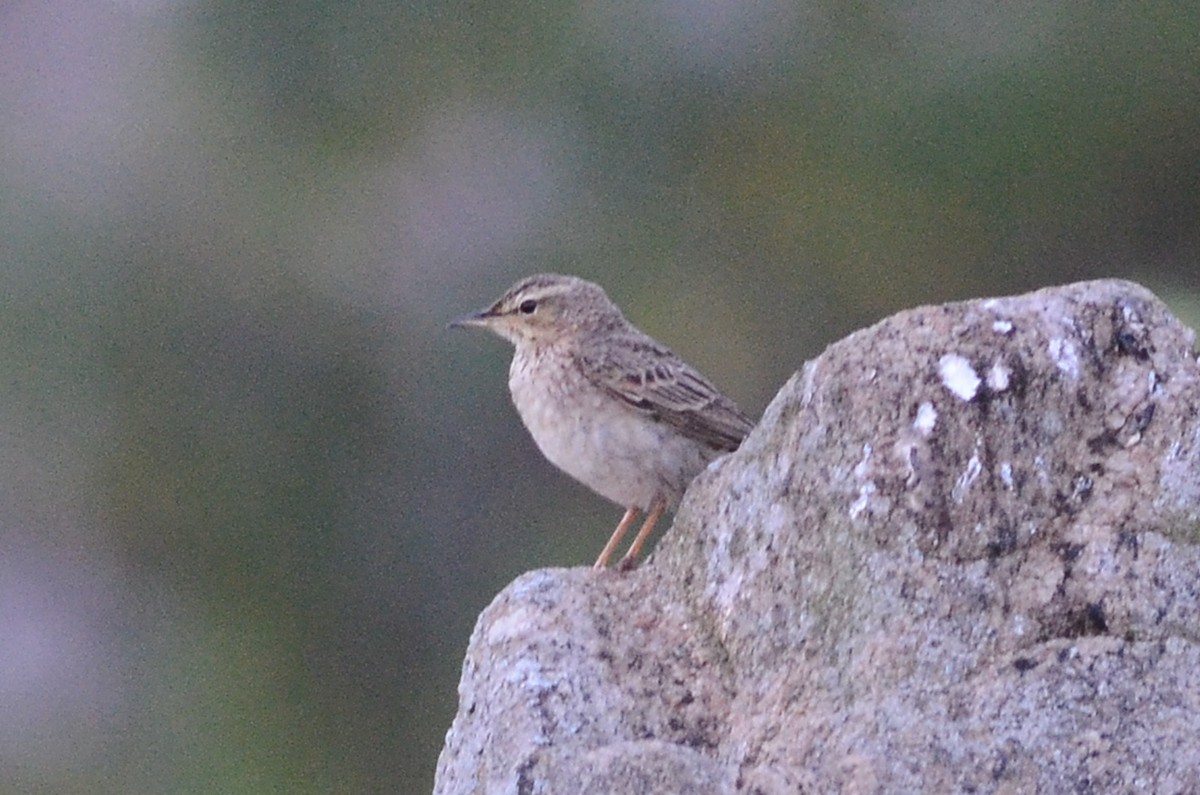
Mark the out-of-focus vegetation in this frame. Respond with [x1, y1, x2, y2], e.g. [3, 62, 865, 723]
[1, 2, 1196, 792]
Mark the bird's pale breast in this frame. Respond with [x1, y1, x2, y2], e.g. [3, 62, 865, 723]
[508, 345, 714, 510]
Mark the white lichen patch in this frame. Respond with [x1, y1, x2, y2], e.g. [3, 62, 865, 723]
[939, 354, 981, 401]
[853, 443, 873, 479]
[999, 462, 1014, 490]
[1048, 337, 1080, 379]
[1012, 614, 1028, 637]
[952, 451, 983, 503]
[507, 656, 554, 693]
[893, 438, 920, 487]
[849, 443, 886, 520]
[987, 361, 1011, 392]
[1034, 455, 1052, 489]
[913, 401, 938, 435]
[849, 480, 876, 521]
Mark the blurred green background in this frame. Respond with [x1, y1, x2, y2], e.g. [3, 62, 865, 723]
[1, 2, 1197, 792]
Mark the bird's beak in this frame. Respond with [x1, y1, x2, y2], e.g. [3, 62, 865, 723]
[447, 307, 495, 330]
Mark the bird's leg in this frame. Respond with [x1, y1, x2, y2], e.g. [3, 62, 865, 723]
[618, 498, 667, 571]
[594, 506, 640, 569]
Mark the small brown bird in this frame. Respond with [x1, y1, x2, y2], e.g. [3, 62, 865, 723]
[452, 274, 754, 569]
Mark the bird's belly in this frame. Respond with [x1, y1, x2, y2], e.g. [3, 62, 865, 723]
[509, 369, 709, 510]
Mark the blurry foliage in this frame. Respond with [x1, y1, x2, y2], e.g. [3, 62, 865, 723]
[0, 1, 1197, 792]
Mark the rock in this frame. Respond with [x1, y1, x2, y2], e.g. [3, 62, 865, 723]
[433, 279, 1200, 795]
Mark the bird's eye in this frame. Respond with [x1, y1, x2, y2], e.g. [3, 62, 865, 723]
[518, 299, 538, 315]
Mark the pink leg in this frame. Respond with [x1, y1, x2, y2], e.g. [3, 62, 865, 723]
[618, 498, 667, 571]
[594, 506, 639, 569]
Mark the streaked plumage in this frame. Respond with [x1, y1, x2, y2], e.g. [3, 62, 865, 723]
[452, 274, 754, 569]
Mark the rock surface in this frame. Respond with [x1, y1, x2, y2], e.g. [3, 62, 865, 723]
[433, 280, 1200, 794]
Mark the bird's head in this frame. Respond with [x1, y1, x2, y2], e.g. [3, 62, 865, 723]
[450, 273, 623, 347]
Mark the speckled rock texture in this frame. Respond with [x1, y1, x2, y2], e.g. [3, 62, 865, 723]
[433, 280, 1200, 795]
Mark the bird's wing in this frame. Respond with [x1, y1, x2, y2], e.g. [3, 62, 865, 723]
[580, 334, 754, 452]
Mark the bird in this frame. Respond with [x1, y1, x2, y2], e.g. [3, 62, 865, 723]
[451, 274, 754, 570]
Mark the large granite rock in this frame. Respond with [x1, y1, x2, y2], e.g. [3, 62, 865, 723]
[434, 279, 1200, 794]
